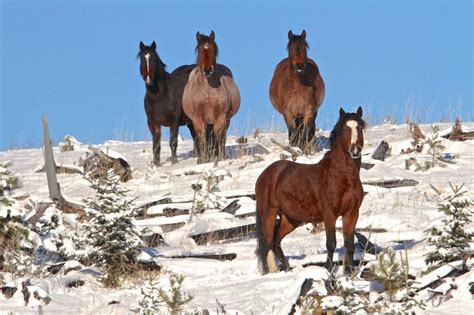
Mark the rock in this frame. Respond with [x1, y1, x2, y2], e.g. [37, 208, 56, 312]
[372, 141, 390, 161]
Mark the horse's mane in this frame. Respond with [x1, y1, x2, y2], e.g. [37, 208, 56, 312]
[329, 113, 366, 148]
[195, 36, 219, 59]
[287, 35, 309, 51]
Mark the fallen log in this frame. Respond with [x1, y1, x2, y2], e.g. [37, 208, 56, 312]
[82, 146, 132, 182]
[169, 253, 237, 261]
[289, 278, 314, 315]
[362, 179, 419, 189]
[191, 223, 256, 245]
[355, 231, 384, 255]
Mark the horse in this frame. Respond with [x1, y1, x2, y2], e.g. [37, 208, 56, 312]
[137, 41, 196, 166]
[269, 30, 325, 154]
[182, 31, 240, 163]
[255, 107, 365, 275]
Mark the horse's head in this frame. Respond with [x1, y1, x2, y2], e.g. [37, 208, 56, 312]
[330, 107, 366, 159]
[196, 31, 218, 77]
[287, 30, 309, 74]
[138, 41, 165, 86]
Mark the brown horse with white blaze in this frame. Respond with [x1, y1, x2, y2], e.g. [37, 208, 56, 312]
[182, 31, 240, 163]
[269, 30, 325, 154]
[255, 107, 365, 275]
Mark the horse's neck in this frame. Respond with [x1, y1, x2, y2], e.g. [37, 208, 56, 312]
[323, 146, 361, 177]
[147, 71, 170, 95]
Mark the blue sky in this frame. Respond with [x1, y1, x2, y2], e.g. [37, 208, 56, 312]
[1, 0, 472, 150]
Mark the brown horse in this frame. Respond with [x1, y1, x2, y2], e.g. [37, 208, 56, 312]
[138, 41, 196, 166]
[269, 30, 325, 154]
[182, 31, 240, 163]
[255, 107, 365, 275]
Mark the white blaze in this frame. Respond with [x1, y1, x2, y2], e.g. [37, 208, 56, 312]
[145, 53, 151, 83]
[346, 120, 358, 144]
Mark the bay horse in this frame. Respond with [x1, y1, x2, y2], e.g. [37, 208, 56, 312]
[182, 31, 240, 163]
[138, 41, 196, 166]
[269, 30, 325, 154]
[255, 107, 365, 275]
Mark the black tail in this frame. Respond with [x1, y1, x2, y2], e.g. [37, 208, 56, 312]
[256, 201, 269, 275]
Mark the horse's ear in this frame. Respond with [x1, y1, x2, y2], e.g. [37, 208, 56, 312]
[139, 41, 145, 50]
[339, 107, 346, 117]
[210, 30, 215, 41]
[356, 106, 363, 118]
[301, 30, 306, 39]
[196, 31, 201, 41]
[288, 30, 294, 40]
[151, 41, 156, 50]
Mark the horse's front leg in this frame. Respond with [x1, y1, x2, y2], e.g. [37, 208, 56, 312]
[303, 111, 316, 154]
[187, 123, 197, 157]
[193, 120, 206, 164]
[342, 210, 359, 274]
[169, 123, 179, 164]
[214, 116, 228, 161]
[148, 120, 161, 166]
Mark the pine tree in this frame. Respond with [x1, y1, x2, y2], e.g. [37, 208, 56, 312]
[190, 169, 227, 217]
[370, 247, 404, 302]
[425, 183, 473, 266]
[415, 125, 446, 171]
[82, 172, 143, 287]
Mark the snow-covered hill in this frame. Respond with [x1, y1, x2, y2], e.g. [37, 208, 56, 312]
[1, 122, 473, 314]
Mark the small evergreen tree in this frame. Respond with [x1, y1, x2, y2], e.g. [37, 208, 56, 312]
[370, 247, 404, 302]
[415, 125, 446, 171]
[190, 169, 227, 218]
[82, 172, 143, 287]
[425, 183, 473, 266]
[138, 270, 193, 315]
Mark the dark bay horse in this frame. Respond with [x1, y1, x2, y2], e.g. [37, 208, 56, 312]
[269, 30, 325, 154]
[182, 31, 240, 163]
[138, 41, 196, 166]
[255, 107, 365, 275]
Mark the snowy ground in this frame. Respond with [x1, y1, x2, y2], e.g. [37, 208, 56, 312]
[1, 122, 473, 314]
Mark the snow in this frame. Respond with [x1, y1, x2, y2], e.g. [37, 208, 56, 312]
[1, 122, 473, 313]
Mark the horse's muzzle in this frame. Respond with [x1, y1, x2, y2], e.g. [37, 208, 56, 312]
[203, 66, 215, 77]
[294, 63, 306, 73]
[349, 145, 362, 159]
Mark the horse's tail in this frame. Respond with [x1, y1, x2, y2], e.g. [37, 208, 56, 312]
[256, 200, 269, 275]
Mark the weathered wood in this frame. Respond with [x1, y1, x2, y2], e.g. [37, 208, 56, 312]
[169, 253, 237, 261]
[82, 146, 132, 182]
[42, 114, 86, 217]
[220, 199, 241, 215]
[289, 278, 314, 315]
[361, 163, 375, 170]
[372, 141, 390, 161]
[355, 231, 384, 255]
[271, 138, 302, 160]
[191, 223, 256, 245]
[362, 179, 419, 189]
[42, 114, 60, 203]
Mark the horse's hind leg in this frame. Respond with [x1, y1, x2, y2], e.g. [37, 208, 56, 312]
[169, 123, 179, 164]
[187, 123, 197, 157]
[323, 217, 337, 272]
[273, 214, 298, 271]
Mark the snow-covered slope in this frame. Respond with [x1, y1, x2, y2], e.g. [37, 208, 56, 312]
[1, 122, 473, 314]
